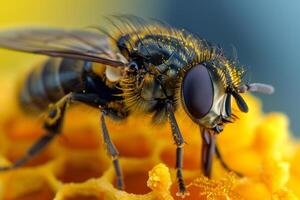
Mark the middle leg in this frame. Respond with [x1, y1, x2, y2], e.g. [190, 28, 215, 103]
[71, 93, 124, 190]
[100, 110, 124, 190]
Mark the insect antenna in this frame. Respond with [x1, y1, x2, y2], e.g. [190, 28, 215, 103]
[230, 90, 249, 113]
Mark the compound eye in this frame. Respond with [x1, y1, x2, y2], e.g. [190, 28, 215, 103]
[182, 64, 214, 119]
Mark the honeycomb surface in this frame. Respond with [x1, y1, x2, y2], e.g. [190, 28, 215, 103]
[0, 87, 300, 199]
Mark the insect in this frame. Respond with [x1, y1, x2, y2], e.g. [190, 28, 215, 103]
[0, 16, 273, 197]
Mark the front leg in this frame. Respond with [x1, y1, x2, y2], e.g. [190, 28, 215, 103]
[201, 128, 243, 177]
[200, 129, 216, 177]
[166, 102, 189, 197]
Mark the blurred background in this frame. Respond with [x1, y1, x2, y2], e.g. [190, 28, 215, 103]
[0, 0, 299, 136]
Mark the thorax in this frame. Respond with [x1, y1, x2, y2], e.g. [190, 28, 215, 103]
[119, 34, 192, 114]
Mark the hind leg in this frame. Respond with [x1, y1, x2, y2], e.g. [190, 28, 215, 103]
[0, 94, 72, 170]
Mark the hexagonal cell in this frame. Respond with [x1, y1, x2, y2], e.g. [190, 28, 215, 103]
[2, 115, 44, 141]
[58, 126, 101, 150]
[4, 186, 55, 200]
[3, 172, 55, 200]
[60, 106, 101, 151]
[113, 133, 153, 158]
[55, 154, 110, 183]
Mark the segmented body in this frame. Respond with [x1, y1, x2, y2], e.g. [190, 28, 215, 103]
[18, 18, 244, 124]
[19, 58, 83, 112]
[19, 58, 123, 114]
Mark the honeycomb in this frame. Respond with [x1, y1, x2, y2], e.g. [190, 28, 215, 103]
[0, 81, 300, 200]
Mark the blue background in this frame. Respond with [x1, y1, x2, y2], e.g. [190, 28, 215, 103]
[160, 0, 300, 136]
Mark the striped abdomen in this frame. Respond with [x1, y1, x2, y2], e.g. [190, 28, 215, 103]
[19, 58, 86, 113]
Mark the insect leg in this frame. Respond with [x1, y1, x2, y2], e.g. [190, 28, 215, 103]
[0, 94, 72, 170]
[166, 102, 188, 197]
[200, 129, 216, 177]
[215, 144, 242, 177]
[69, 93, 124, 189]
[100, 110, 123, 190]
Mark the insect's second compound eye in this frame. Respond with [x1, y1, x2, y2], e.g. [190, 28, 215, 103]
[182, 64, 214, 119]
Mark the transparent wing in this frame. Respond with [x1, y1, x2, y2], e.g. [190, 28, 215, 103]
[0, 27, 128, 67]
